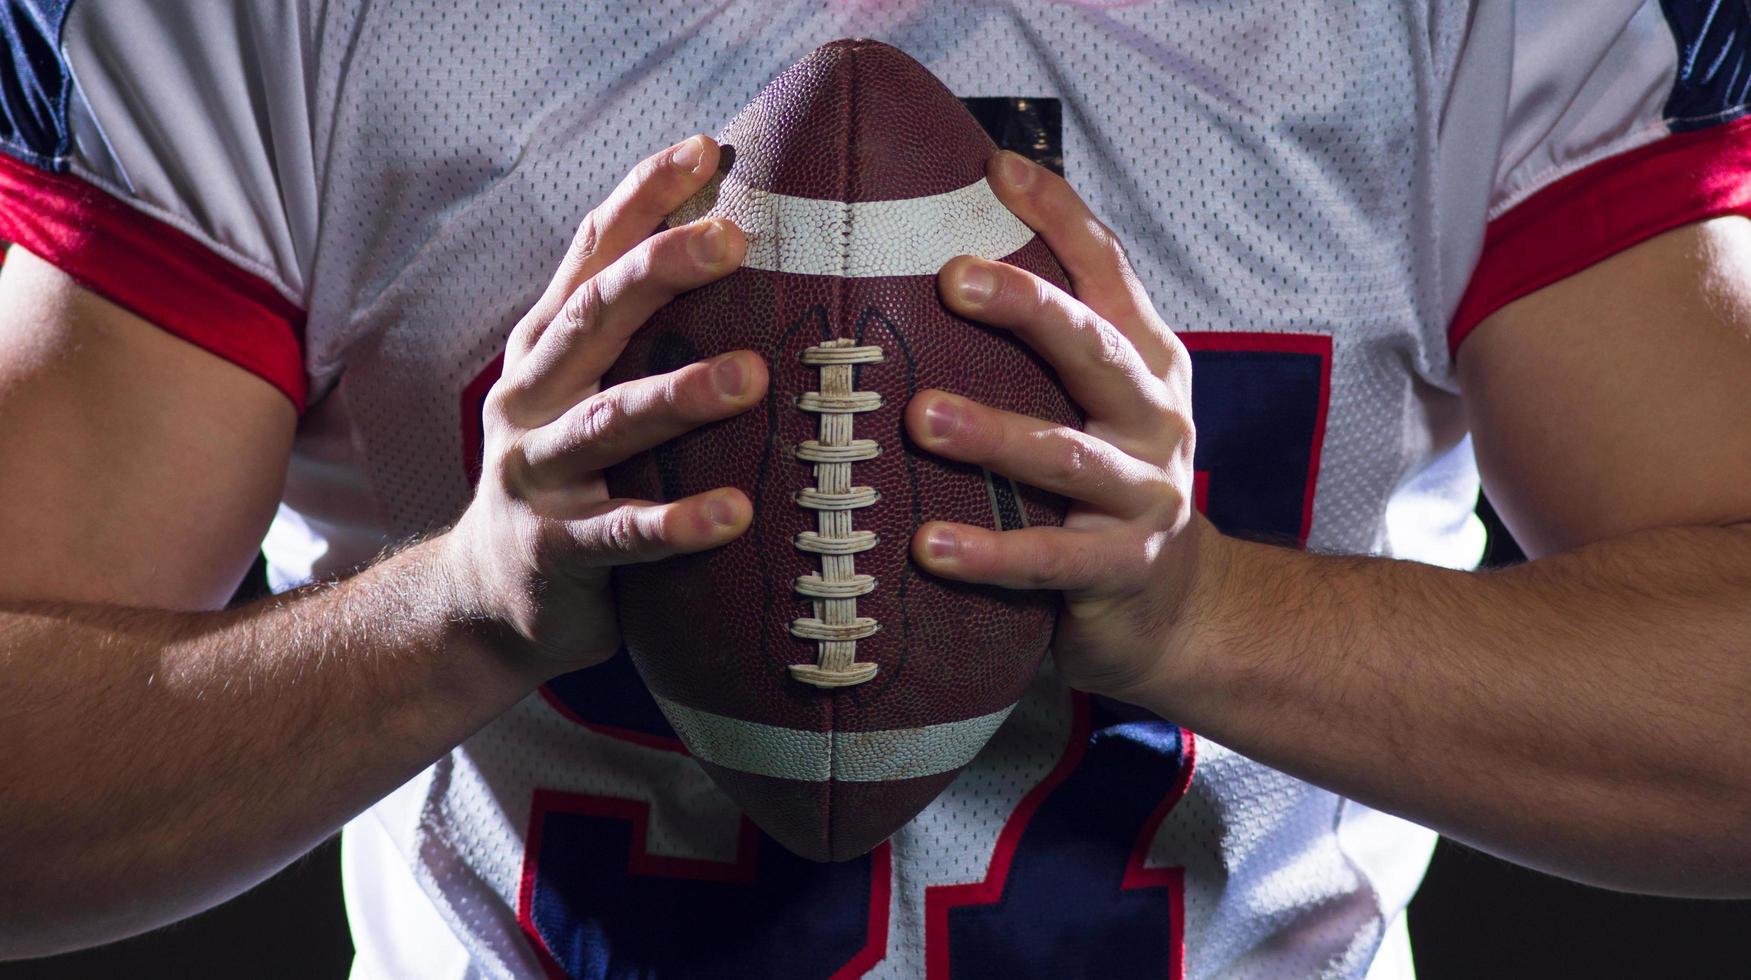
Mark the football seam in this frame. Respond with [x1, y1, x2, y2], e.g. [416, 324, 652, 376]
[789, 338, 886, 692]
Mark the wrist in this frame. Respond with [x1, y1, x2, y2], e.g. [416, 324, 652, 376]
[417, 530, 554, 695]
[1058, 514, 1238, 713]
[1136, 515, 1242, 717]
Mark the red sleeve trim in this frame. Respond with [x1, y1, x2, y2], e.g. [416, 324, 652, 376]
[0, 153, 308, 411]
[1450, 114, 1751, 358]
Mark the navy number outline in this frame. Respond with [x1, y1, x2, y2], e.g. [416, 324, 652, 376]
[457, 328, 1331, 978]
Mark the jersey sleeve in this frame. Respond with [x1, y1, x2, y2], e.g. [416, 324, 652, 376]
[0, 0, 316, 410]
[1445, 0, 1751, 356]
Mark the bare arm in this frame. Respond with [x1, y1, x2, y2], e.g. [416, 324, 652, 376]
[1162, 523, 1751, 895]
[0, 247, 293, 609]
[0, 536, 532, 956]
[0, 135, 767, 957]
[1147, 218, 1751, 895]
[906, 153, 1751, 896]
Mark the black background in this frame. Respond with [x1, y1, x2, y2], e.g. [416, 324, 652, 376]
[6, 500, 1750, 978]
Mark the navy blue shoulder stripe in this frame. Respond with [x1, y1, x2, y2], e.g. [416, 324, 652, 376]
[1661, 0, 1751, 131]
[0, 0, 73, 170]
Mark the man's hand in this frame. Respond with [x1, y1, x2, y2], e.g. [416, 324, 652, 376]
[0, 135, 775, 956]
[446, 134, 768, 674]
[906, 150, 1211, 702]
[903, 157, 1751, 897]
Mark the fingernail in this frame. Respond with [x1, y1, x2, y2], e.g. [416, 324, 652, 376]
[712, 353, 745, 396]
[924, 397, 961, 439]
[956, 264, 996, 305]
[706, 492, 738, 528]
[689, 220, 727, 264]
[671, 135, 707, 174]
[925, 526, 957, 560]
[995, 151, 1034, 190]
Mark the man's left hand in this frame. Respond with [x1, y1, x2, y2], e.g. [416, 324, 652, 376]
[906, 150, 1215, 705]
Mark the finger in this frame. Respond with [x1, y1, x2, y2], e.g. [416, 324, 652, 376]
[517, 351, 767, 484]
[561, 488, 752, 566]
[938, 255, 1171, 436]
[905, 390, 1168, 516]
[912, 522, 1146, 591]
[507, 134, 723, 369]
[505, 217, 746, 422]
[985, 151, 1174, 371]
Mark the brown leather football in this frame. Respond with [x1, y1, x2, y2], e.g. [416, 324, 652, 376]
[604, 39, 1077, 862]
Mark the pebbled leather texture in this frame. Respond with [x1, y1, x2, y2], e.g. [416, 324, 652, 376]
[604, 39, 1078, 862]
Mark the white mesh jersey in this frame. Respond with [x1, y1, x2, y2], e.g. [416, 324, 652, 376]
[4, 1, 1749, 977]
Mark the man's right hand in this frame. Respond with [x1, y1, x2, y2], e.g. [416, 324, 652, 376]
[445, 134, 767, 675]
[0, 134, 763, 956]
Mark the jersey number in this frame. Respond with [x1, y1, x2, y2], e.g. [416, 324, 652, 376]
[460, 331, 1330, 978]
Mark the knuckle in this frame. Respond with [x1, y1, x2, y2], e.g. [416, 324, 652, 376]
[1119, 535, 1157, 582]
[620, 238, 685, 300]
[487, 435, 527, 491]
[608, 159, 662, 216]
[647, 231, 698, 282]
[1085, 319, 1131, 373]
[482, 381, 518, 424]
[1022, 552, 1060, 589]
[1154, 480, 1189, 523]
[634, 151, 680, 193]
[1137, 387, 1184, 426]
[599, 508, 651, 556]
[1160, 334, 1192, 379]
[558, 278, 606, 340]
[570, 212, 605, 265]
[1043, 435, 1091, 487]
[658, 502, 696, 545]
[507, 311, 544, 356]
[570, 393, 623, 450]
[1165, 409, 1195, 444]
[666, 368, 719, 420]
[1024, 274, 1055, 315]
[1152, 408, 1196, 463]
[619, 240, 658, 283]
[629, 153, 664, 189]
[646, 373, 693, 423]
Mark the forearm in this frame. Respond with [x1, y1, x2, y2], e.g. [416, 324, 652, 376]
[0, 536, 540, 957]
[1153, 522, 1751, 896]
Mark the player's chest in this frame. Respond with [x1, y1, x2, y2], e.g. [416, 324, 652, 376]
[306, 0, 1456, 552]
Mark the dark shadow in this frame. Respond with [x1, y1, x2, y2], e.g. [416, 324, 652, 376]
[0, 556, 355, 980]
[1407, 496, 1751, 979]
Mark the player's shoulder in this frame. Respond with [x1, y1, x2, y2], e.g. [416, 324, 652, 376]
[1485, 0, 1750, 197]
[0, 0, 316, 411]
[1446, 0, 1751, 354]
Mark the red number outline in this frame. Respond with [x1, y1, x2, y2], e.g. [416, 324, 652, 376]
[922, 695, 1197, 980]
[1179, 331, 1331, 547]
[482, 330, 1330, 979]
[518, 790, 893, 980]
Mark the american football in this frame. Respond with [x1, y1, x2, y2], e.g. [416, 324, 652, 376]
[603, 39, 1079, 862]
